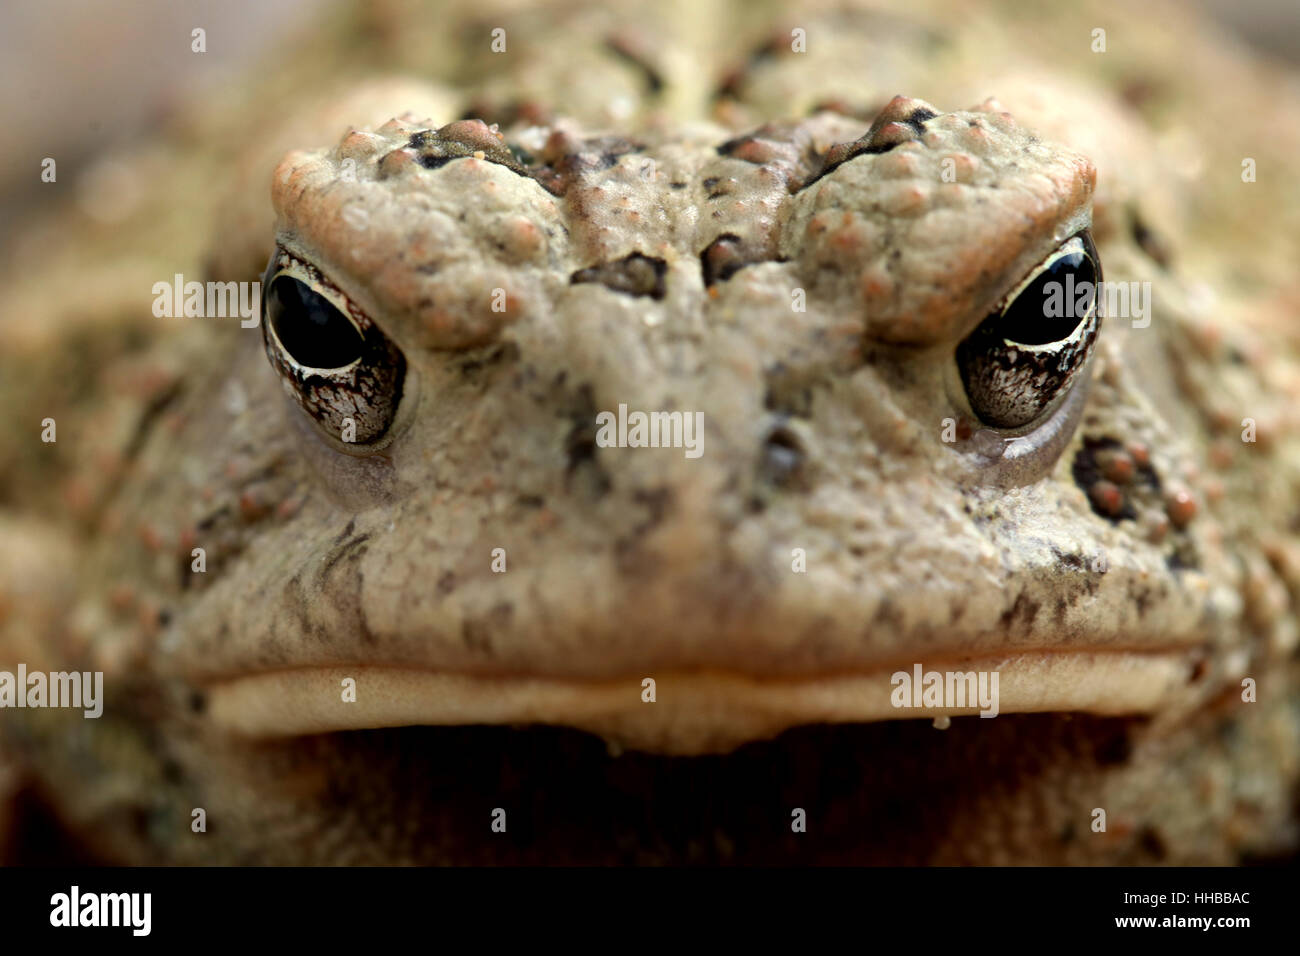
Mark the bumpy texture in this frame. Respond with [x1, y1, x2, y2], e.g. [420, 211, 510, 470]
[0, 0, 1297, 864]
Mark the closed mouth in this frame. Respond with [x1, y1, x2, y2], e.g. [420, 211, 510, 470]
[204, 647, 1201, 755]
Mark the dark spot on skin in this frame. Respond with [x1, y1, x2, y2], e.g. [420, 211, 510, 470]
[332, 519, 357, 547]
[570, 252, 667, 300]
[1076, 437, 1199, 565]
[872, 599, 906, 632]
[716, 135, 749, 156]
[1053, 597, 1069, 626]
[1073, 438, 1139, 522]
[670, 181, 687, 189]
[195, 506, 230, 532]
[320, 532, 370, 583]
[1052, 547, 1086, 570]
[899, 106, 937, 135]
[1166, 544, 1200, 572]
[632, 487, 674, 535]
[699, 234, 755, 286]
[529, 136, 643, 196]
[516, 494, 544, 509]
[1189, 658, 1208, 684]
[948, 598, 968, 623]
[461, 603, 513, 655]
[404, 125, 529, 178]
[763, 363, 815, 419]
[798, 145, 867, 189]
[799, 105, 938, 190]
[437, 571, 457, 596]
[759, 424, 808, 490]
[998, 592, 1040, 630]
[188, 691, 207, 714]
[461, 620, 492, 655]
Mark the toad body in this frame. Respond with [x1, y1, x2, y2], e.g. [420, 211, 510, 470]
[1, 0, 1297, 864]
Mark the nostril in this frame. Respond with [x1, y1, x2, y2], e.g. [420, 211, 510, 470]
[759, 423, 809, 490]
[559, 383, 612, 497]
[564, 419, 611, 497]
[565, 422, 597, 469]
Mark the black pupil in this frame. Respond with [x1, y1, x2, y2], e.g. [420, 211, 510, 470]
[267, 276, 364, 369]
[995, 244, 1096, 346]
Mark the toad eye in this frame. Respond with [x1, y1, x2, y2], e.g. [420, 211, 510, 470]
[260, 248, 406, 447]
[956, 230, 1102, 430]
[267, 276, 364, 369]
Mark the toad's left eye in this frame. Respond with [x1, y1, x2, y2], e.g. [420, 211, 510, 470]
[956, 230, 1102, 430]
[261, 248, 406, 447]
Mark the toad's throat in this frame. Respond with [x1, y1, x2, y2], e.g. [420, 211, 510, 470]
[205, 650, 1199, 755]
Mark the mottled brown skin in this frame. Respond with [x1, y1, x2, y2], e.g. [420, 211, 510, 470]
[1, 0, 1298, 864]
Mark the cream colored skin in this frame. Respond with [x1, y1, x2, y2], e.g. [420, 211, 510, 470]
[1, 0, 1298, 863]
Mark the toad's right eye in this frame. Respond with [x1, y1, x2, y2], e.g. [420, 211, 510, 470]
[955, 230, 1102, 431]
[260, 248, 406, 448]
[265, 276, 364, 370]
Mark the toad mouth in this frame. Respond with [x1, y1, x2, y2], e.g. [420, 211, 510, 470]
[204, 648, 1200, 755]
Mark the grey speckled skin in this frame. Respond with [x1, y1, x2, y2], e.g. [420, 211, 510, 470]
[0, 0, 1298, 864]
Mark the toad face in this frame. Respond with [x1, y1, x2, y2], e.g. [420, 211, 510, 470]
[157, 96, 1232, 756]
